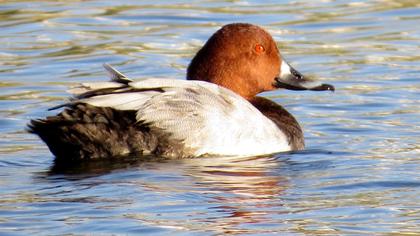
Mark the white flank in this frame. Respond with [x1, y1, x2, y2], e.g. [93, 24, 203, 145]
[135, 81, 291, 156]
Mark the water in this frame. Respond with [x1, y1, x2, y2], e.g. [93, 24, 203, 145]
[1, 0, 419, 235]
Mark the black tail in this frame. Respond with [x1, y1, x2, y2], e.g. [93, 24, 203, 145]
[28, 104, 159, 161]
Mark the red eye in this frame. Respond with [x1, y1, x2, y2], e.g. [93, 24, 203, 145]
[255, 44, 265, 53]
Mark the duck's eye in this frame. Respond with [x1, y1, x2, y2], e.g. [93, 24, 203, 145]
[254, 44, 265, 54]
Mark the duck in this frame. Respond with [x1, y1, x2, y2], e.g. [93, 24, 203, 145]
[29, 23, 334, 161]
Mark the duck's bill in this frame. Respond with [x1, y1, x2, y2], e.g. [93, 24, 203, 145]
[273, 61, 334, 92]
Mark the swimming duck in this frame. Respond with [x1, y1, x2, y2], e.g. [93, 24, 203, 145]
[29, 23, 334, 161]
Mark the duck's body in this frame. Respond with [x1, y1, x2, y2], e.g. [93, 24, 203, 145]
[29, 76, 301, 160]
[29, 23, 333, 161]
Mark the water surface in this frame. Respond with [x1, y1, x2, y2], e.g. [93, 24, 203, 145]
[1, 0, 419, 235]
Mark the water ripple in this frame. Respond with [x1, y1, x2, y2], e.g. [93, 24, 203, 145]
[1, 0, 419, 235]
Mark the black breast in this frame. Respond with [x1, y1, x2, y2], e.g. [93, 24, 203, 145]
[250, 97, 304, 150]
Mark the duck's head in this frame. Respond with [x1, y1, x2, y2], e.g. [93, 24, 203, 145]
[187, 23, 334, 99]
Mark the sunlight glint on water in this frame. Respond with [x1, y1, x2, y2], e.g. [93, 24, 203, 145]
[0, 0, 419, 235]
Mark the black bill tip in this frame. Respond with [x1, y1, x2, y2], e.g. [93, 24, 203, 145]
[309, 83, 335, 92]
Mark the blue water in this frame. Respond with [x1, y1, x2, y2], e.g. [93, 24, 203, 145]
[1, 0, 419, 235]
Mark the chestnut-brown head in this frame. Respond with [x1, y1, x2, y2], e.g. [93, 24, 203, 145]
[187, 23, 334, 99]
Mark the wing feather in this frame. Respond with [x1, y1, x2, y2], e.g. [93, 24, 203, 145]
[103, 63, 133, 84]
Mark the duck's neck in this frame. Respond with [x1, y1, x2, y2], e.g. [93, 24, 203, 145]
[249, 96, 305, 150]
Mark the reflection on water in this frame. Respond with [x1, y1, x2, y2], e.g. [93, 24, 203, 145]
[1, 0, 419, 235]
[34, 155, 291, 234]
